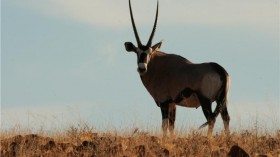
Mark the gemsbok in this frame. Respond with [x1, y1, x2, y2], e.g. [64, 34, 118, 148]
[124, 0, 230, 138]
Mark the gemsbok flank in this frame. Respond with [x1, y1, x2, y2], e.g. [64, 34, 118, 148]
[124, 0, 230, 138]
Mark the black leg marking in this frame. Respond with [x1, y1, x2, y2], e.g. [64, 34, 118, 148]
[198, 94, 213, 122]
[138, 52, 147, 63]
[198, 93, 216, 137]
[159, 101, 169, 137]
[168, 103, 176, 129]
[221, 105, 230, 135]
[158, 100, 176, 137]
[160, 102, 169, 119]
[221, 106, 230, 122]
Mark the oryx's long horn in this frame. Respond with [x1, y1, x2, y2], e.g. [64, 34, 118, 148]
[146, 0, 159, 47]
[129, 0, 142, 47]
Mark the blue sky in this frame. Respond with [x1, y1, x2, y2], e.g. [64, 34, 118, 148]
[1, 0, 279, 132]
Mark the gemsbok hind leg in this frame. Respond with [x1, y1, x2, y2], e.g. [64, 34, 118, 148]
[198, 94, 215, 138]
[168, 103, 176, 137]
[160, 102, 169, 137]
[221, 106, 230, 136]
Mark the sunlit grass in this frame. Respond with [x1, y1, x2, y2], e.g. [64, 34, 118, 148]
[1, 106, 280, 156]
[1, 120, 280, 157]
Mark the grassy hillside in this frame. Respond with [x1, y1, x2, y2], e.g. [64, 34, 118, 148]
[1, 125, 279, 157]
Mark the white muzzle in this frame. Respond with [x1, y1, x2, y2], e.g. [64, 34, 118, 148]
[137, 63, 148, 75]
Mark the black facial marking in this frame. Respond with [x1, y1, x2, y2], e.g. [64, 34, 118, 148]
[138, 52, 147, 63]
[137, 68, 146, 74]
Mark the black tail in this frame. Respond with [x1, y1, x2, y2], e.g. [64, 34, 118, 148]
[199, 63, 230, 129]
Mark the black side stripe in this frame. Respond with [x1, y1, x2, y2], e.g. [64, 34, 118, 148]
[174, 88, 193, 103]
[156, 88, 194, 107]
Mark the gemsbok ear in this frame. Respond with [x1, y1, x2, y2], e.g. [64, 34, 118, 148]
[152, 41, 163, 52]
[124, 42, 137, 52]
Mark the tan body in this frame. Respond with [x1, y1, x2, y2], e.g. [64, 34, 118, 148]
[141, 51, 222, 108]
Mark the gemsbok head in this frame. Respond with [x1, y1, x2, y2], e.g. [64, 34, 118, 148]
[124, 0, 231, 138]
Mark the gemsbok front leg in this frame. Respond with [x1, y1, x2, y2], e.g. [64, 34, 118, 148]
[168, 103, 176, 137]
[159, 102, 169, 137]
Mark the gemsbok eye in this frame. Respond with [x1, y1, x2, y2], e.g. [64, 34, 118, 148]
[124, 0, 230, 138]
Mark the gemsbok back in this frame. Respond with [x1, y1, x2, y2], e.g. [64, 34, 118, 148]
[124, 0, 231, 138]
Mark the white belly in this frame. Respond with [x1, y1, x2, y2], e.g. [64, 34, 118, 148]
[177, 93, 200, 108]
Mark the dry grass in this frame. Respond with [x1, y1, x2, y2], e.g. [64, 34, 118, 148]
[1, 124, 280, 157]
